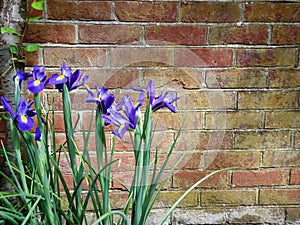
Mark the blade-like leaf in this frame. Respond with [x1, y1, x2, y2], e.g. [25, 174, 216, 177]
[23, 44, 40, 53]
[31, 0, 44, 10]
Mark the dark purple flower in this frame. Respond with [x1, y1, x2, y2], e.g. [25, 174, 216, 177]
[102, 94, 144, 139]
[86, 85, 114, 114]
[1, 97, 36, 131]
[49, 63, 88, 92]
[27, 66, 48, 93]
[13, 70, 32, 88]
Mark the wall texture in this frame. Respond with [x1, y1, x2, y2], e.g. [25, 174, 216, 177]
[22, 0, 300, 224]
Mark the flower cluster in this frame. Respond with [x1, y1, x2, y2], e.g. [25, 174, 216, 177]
[1, 63, 88, 131]
[88, 80, 179, 139]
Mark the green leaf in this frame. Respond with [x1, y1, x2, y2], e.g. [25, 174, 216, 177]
[31, 0, 44, 11]
[9, 45, 18, 55]
[0, 27, 21, 36]
[26, 16, 42, 23]
[23, 44, 40, 52]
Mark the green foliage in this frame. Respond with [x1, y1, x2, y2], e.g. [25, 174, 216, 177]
[31, 0, 44, 11]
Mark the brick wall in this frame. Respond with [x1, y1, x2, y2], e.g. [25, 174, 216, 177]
[23, 0, 300, 224]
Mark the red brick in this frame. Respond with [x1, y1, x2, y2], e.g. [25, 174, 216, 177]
[146, 25, 206, 46]
[24, 50, 40, 66]
[237, 48, 296, 67]
[27, 0, 43, 18]
[209, 25, 268, 45]
[24, 23, 75, 44]
[245, 3, 300, 22]
[79, 25, 142, 44]
[291, 169, 300, 185]
[47, 0, 112, 21]
[181, 2, 240, 23]
[259, 188, 300, 205]
[175, 48, 233, 67]
[232, 170, 288, 187]
[268, 69, 300, 88]
[173, 170, 229, 188]
[263, 150, 300, 168]
[206, 69, 266, 88]
[238, 91, 298, 109]
[110, 47, 172, 67]
[115, 1, 177, 22]
[273, 25, 300, 45]
[44, 47, 106, 67]
[204, 151, 260, 170]
[144, 68, 204, 89]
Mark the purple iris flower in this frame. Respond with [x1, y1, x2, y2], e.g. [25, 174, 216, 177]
[102, 94, 144, 139]
[132, 80, 179, 113]
[13, 70, 32, 88]
[85, 85, 114, 114]
[49, 63, 88, 92]
[1, 97, 36, 131]
[27, 66, 48, 93]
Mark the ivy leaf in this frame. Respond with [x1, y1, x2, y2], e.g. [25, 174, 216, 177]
[31, 0, 44, 11]
[26, 16, 42, 23]
[9, 45, 19, 55]
[0, 26, 21, 36]
[24, 44, 40, 52]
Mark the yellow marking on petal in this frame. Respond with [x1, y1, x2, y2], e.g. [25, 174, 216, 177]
[134, 102, 140, 107]
[34, 80, 41, 86]
[21, 115, 28, 123]
[118, 123, 125, 133]
[57, 75, 65, 81]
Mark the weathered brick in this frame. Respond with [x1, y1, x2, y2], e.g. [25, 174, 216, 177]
[24, 50, 40, 66]
[152, 111, 203, 131]
[205, 111, 264, 130]
[245, 2, 300, 22]
[203, 151, 260, 170]
[201, 189, 256, 206]
[235, 131, 291, 149]
[206, 69, 266, 88]
[110, 47, 172, 67]
[146, 25, 206, 46]
[83, 68, 140, 89]
[259, 188, 300, 205]
[181, 2, 240, 23]
[175, 48, 233, 67]
[236, 48, 296, 67]
[295, 131, 300, 149]
[27, 0, 43, 18]
[79, 25, 142, 44]
[273, 25, 300, 45]
[115, 1, 177, 22]
[268, 69, 300, 88]
[263, 150, 300, 167]
[173, 170, 229, 188]
[238, 91, 298, 109]
[177, 91, 236, 110]
[290, 169, 300, 185]
[24, 23, 76, 44]
[175, 131, 233, 151]
[144, 68, 204, 89]
[232, 170, 288, 187]
[266, 111, 300, 128]
[44, 47, 106, 67]
[209, 25, 268, 45]
[47, 0, 112, 21]
[156, 190, 198, 208]
[286, 208, 300, 223]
